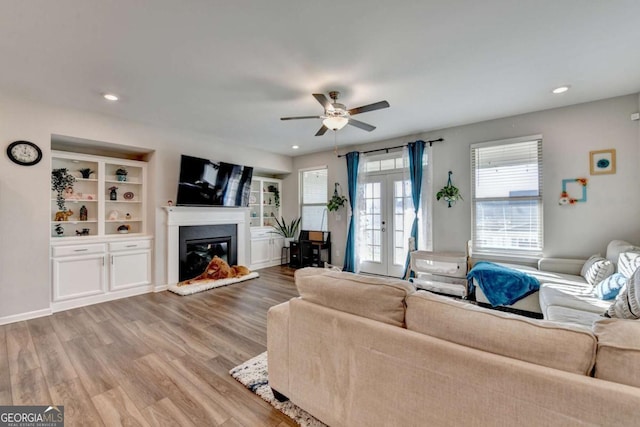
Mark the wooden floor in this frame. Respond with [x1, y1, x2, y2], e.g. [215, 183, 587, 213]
[0, 266, 299, 426]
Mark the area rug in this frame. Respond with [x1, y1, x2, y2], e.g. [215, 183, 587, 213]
[230, 352, 326, 427]
[167, 272, 260, 296]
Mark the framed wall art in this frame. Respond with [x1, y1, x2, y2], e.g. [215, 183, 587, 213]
[590, 149, 616, 175]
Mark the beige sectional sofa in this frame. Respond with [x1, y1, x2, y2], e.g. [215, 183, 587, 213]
[268, 268, 640, 426]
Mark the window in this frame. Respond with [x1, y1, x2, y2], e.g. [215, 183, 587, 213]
[471, 136, 543, 255]
[300, 168, 328, 230]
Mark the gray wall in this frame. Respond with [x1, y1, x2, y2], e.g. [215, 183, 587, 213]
[283, 94, 640, 266]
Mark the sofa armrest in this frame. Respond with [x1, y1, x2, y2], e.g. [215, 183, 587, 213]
[538, 258, 586, 275]
[267, 301, 291, 397]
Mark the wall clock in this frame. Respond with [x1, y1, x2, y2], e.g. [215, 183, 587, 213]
[6, 140, 43, 166]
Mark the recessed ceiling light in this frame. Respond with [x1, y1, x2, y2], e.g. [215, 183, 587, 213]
[552, 86, 570, 94]
[103, 93, 119, 101]
[292, 145, 299, 150]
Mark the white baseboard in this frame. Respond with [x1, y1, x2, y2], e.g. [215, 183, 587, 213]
[51, 285, 154, 313]
[0, 308, 53, 326]
[154, 284, 168, 292]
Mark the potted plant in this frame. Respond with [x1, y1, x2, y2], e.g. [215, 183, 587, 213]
[78, 168, 94, 179]
[51, 168, 76, 212]
[327, 183, 348, 212]
[436, 171, 463, 208]
[115, 168, 128, 181]
[271, 217, 301, 247]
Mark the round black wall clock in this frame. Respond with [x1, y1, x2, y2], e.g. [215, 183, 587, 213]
[6, 140, 43, 166]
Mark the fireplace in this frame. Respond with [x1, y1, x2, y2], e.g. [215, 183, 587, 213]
[164, 206, 249, 286]
[179, 224, 237, 281]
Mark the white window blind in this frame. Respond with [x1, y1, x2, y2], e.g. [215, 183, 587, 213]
[471, 138, 543, 255]
[301, 168, 328, 230]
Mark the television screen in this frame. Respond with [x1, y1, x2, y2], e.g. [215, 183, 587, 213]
[176, 155, 254, 207]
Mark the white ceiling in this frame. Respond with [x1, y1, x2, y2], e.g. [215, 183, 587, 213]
[1, 1, 639, 156]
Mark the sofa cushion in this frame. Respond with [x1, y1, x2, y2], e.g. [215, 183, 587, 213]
[605, 240, 638, 267]
[594, 273, 626, 300]
[539, 282, 612, 317]
[545, 305, 605, 327]
[593, 318, 640, 388]
[406, 291, 597, 375]
[617, 251, 640, 278]
[295, 270, 415, 327]
[580, 255, 614, 287]
[607, 266, 640, 319]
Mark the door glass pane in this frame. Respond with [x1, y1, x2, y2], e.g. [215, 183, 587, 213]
[393, 179, 412, 266]
[361, 182, 381, 263]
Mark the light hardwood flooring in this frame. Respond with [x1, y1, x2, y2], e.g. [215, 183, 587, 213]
[0, 266, 299, 426]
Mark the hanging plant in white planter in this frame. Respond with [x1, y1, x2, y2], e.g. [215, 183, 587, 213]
[327, 183, 348, 212]
[436, 171, 463, 208]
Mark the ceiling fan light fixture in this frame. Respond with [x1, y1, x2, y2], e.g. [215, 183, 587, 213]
[322, 116, 349, 131]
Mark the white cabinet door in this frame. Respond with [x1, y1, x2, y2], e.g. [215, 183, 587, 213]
[271, 237, 285, 263]
[52, 254, 106, 301]
[251, 238, 271, 265]
[110, 250, 151, 290]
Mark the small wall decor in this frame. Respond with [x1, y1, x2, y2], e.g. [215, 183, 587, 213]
[590, 149, 616, 175]
[559, 178, 588, 205]
[436, 171, 463, 208]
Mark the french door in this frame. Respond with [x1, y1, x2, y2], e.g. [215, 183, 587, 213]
[358, 173, 412, 277]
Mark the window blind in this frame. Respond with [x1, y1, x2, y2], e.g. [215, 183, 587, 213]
[471, 138, 543, 255]
[301, 168, 328, 230]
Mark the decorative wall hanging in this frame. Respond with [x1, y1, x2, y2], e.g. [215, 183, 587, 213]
[590, 149, 616, 175]
[559, 178, 588, 205]
[436, 171, 463, 208]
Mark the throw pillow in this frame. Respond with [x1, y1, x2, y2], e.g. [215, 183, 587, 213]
[607, 267, 640, 319]
[581, 255, 615, 287]
[595, 273, 627, 300]
[617, 251, 640, 278]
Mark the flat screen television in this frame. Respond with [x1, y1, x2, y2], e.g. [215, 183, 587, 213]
[176, 155, 254, 207]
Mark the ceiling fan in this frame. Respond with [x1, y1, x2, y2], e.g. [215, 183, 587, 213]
[281, 91, 390, 136]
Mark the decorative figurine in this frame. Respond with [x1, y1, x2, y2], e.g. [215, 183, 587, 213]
[54, 210, 73, 221]
[75, 228, 90, 236]
[54, 224, 64, 236]
[108, 210, 119, 220]
[109, 186, 118, 200]
[118, 224, 130, 234]
[125, 212, 131, 220]
[79, 205, 88, 221]
[167, 200, 173, 206]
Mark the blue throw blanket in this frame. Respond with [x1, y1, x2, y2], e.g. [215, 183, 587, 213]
[467, 262, 540, 307]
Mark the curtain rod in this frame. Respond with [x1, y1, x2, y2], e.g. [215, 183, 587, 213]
[336, 138, 444, 158]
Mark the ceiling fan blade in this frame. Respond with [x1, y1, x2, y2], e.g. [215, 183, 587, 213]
[348, 118, 376, 132]
[280, 115, 321, 121]
[348, 100, 390, 116]
[315, 125, 329, 136]
[313, 93, 332, 110]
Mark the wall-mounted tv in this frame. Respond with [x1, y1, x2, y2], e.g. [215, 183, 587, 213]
[176, 155, 254, 207]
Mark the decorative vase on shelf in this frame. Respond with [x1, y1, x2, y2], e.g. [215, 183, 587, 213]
[79, 205, 88, 221]
[109, 186, 118, 200]
[115, 168, 128, 182]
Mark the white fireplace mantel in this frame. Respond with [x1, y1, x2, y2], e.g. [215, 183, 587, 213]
[164, 206, 250, 285]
